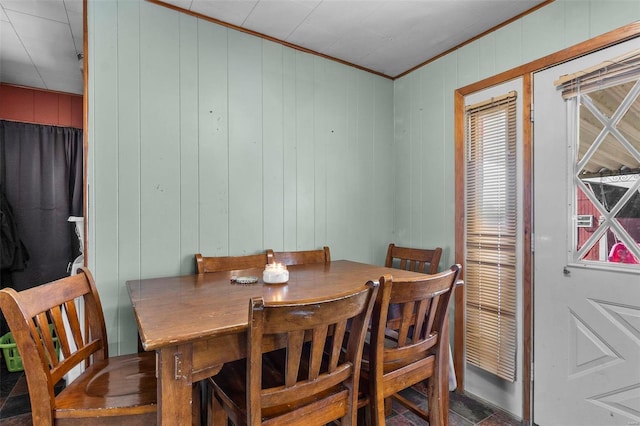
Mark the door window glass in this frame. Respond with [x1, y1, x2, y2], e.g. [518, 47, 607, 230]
[572, 79, 640, 265]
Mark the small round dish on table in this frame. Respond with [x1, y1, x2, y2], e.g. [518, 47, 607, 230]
[232, 276, 258, 284]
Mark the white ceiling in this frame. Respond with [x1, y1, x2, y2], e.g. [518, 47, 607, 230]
[0, 0, 547, 95]
[0, 0, 84, 94]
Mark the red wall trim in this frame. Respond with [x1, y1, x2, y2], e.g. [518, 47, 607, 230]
[0, 83, 83, 129]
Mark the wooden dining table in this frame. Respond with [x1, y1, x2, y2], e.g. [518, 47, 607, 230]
[126, 259, 430, 425]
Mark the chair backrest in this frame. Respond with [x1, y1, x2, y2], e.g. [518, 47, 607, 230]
[385, 243, 442, 274]
[247, 280, 378, 425]
[195, 252, 269, 273]
[371, 264, 460, 379]
[0, 267, 109, 418]
[266, 246, 331, 266]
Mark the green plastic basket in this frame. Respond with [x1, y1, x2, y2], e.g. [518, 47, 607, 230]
[0, 324, 60, 372]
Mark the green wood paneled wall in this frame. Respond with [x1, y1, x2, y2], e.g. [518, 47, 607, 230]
[394, 0, 640, 268]
[88, 0, 640, 362]
[393, 0, 640, 272]
[392, 0, 640, 416]
[87, 0, 394, 354]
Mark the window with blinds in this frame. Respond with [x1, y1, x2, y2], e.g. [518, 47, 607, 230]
[465, 91, 517, 382]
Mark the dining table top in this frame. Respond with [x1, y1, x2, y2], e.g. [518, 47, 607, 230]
[127, 259, 429, 352]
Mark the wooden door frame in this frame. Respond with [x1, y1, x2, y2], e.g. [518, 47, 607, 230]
[453, 21, 640, 425]
[82, 0, 88, 266]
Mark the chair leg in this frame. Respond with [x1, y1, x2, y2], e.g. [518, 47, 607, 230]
[357, 405, 371, 426]
[369, 393, 386, 426]
[204, 383, 213, 426]
[210, 389, 228, 426]
[192, 382, 202, 426]
[201, 381, 212, 426]
[427, 370, 448, 426]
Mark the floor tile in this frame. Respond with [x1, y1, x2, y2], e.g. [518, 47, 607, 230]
[385, 413, 415, 426]
[0, 369, 21, 397]
[400, 409, 428, 425]
[0, 412, 32, 426]
[450, 391, 496, 423]
[477, 411, 522, 426]
[8, 375, 28, 397]
[450, 409, 476, 426]
[0, 393, 31, 418]
[396, 387, 429, 412]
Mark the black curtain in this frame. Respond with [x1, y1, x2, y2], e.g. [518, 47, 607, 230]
[0, 120, 83, 297]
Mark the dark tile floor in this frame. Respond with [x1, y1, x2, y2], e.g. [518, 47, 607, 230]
[1, 359, 522, 425]
[1, 361, 35, 426]
[386, 382, 523, 425]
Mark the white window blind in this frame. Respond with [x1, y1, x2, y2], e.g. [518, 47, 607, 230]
[465, 91, 517, 382]
[555, 49, 640, 99]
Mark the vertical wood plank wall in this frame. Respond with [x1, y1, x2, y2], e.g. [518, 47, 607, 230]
[87, 0, 640, 397]
[87, 0, 394, 354]
[394, 0, 640, 271]
[393, 0, 640, 417]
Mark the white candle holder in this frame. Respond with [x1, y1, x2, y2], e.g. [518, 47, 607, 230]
[263, 263, 289, 284]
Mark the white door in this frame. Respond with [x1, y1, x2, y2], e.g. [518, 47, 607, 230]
[533, 38, 640, 425]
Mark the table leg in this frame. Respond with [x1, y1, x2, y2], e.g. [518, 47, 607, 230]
[157, 344, 194, 425]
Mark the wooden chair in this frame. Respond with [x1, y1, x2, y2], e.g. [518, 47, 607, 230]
[266, 246, 331, 266]
[360, 265, 461, 426]
[385, 243, 442, 274]
[0, 267, 157, 425]
[195, 252, 269, 273]
[208, 280, 379, 426]
[194, 251, 271, 420]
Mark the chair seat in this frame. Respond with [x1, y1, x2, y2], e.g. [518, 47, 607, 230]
[210, 348, 350, 424]
[54, 351, 157, 418]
